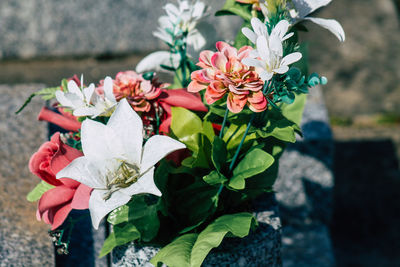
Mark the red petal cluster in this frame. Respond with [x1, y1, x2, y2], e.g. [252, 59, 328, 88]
[29, 133, 92, 230]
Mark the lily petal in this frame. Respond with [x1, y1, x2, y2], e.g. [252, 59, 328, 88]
[56, 157, 106, 189]
[107, 99, 143, 165]
[292, 0, 332, 18]
[89, 189, 131, 229]
[141, 135, 186, 173]
[120, 167, 161, 197]
[242, 27, 257, 44]
[136, 51, 181, 73]
[303, 17, 345, 42]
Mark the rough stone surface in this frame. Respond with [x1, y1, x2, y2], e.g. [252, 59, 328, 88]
[112, 193, 282, 267]
[275, 86, 335, 266]
[303, 0, 400, 116]
[0, 84, 54, 266]
[0, 0, 241, 60]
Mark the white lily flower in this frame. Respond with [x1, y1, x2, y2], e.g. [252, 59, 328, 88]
[242, 19, 302, 81]
[56, 76, 117, 118]
[56, 99, 186, 229]
[154, 0, 207, 51]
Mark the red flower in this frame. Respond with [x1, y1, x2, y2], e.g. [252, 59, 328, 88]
[29, 133, 92, 230]
[157, 89, 208, 133]
[37, 106, 81, 132]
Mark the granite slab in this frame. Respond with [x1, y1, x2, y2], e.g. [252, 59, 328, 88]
[0, 0, 241, 60]
[0, 84, 54, 266]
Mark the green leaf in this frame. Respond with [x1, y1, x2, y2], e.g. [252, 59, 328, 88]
[203, 170, 227, 186]
[234, 21, 253, 49]
[26, 181, 55, 202]
[150, 213, 256, 267]
[151, 233, 198, 267]
[171, 107, 204, 153]
[229, 148, 274, 190]
[215, 0, 253, 21]
[99, 223, 141, 258]
[16, 86, 61, 114]
[281, 93, 307, 127]
[190, 212, 257, 266]
[107, 195, 160, 242]
[211, 136, 227, 173]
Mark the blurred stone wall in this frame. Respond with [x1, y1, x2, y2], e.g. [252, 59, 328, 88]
[0, 0, 241, 60]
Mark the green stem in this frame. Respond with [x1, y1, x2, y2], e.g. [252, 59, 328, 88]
[229, 113, 256, 172]
[179, 46, 188, 87]
[219, 107, 229, 139]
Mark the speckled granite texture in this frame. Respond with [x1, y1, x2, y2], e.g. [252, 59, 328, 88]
[0, 0, 241, 60]
[275, 86, 335, 267]
[0, 84, 54, 266]
[112, 193, 282, 267]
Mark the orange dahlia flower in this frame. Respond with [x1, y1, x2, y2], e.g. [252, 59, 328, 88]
[188, 41, 266, 113]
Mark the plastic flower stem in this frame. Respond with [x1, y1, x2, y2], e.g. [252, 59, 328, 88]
[219, 107, 230, 138]
[229, 113, 256, 172]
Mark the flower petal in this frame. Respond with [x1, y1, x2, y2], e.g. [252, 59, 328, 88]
[136, 51, 181, 73]
[256, 36, 270, 61]
[211, 52, 228, 72]
[251, 17, 268, 38]
[241, 27, 257, 44]
[71, 184, 92, 210]
[120, 167, 161, 197]
[292, 0, 332, 18]
[242, 57, 264, 69]
[56, 157, 106, 189]
[50, 204, 73, 230]
[38, 186, 74, 215]
[107, 99, 143, 165]
[303, 17, 345, 42]
[80, 118, 123, 163]
[280, 52, 302, 66]
[89, 189, 131, 229]
[141, 136, 186, 173]
[67, 80, 84, 99]
[271, 20, 290, 40]
[103, 77, 116, 102]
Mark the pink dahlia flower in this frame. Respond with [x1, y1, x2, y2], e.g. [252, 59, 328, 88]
[188, 41, 267, 113]
[29, 133, 92, 230]
[110, 71, 163, 112]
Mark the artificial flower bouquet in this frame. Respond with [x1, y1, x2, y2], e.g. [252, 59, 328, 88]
[19, 0, 344, 266]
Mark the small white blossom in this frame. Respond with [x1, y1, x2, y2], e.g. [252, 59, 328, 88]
[154, 0, 207, 50]
[242, 19, 302, 81]
[56, 76, 117, 118]
[56, 99, 186, 229]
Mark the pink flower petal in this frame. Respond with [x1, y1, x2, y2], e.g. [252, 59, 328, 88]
[188, 80, 208, 93]
[71, 184, 92, 210]
[198, 50, 214, 68]
[50, 204, 73, 230]
[38, 186, 74, 216]
[211, 52, 228, 72]
[227, 93, 247, 113]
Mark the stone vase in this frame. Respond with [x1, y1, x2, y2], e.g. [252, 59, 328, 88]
[111, 193, 282, 267]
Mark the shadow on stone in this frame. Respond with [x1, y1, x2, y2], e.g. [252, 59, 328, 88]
[331, 139, 400, 266]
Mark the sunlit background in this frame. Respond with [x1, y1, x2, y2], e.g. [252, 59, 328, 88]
[0, 0, 399, 266]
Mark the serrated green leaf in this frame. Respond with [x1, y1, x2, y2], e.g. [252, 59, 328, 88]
[151, 233, 198, 267]
[229, 148, 274, 190]
[190, 212, 256, 266]
[211, 136, 227, 173]
[26, 181, 55, 202]
[99, 223, 141, 258]
[203, 170, 227, 186]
